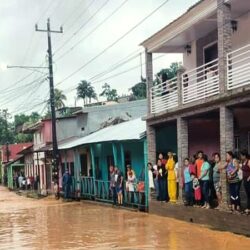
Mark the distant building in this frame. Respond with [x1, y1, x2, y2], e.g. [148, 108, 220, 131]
[22, 100, 147, 193]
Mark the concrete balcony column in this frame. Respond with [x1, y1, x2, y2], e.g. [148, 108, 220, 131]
[220, 105, 234, 207]
[146, 124, 156, 165]
[177, 117, 188, 203]
[177, 66, 185, 107]
[217, 0, 232, 93]
[145, 50, 153, 114]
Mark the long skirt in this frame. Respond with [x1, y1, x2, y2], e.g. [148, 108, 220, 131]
[168, 179, 177, 202]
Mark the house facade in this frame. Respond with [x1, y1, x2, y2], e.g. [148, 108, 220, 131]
[141, 0, 250, 206]
[0, 143, 32, 185]
[59, 118, 148, 209]
[23, 100, 147, 193]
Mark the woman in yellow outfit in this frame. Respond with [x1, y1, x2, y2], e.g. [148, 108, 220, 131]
[166, 151, 177, 202]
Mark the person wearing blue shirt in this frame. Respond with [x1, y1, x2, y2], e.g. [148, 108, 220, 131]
[62, 169, 72, 200]
[183, 158, 195, 206]
[198, 155, 211, 209]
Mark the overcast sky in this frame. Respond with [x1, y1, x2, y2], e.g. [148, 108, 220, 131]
[0, 0, 198, 115]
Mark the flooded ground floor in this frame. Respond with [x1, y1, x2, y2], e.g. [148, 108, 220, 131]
[0, 186, 250, 250]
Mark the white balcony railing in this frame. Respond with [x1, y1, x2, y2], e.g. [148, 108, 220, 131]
[151, 77, 178, 114]
[182, 58, 219, 104]
[227, 44, 250, 90]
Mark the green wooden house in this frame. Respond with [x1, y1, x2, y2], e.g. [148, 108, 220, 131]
[59, 118, 148, 209]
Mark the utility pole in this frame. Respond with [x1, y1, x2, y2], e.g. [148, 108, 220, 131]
[35, 19, 63, 195]
[2, 109, 10, 163]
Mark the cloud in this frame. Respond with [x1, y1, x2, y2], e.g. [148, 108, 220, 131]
[0, 0, 198, 113]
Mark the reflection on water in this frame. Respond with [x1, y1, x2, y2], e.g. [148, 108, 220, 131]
[0, 187, 250, 250]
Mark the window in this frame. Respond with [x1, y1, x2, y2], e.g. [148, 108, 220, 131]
[69, 162, 74, 176]
[234, 135, 240, 155]
[95, 157, 102, 179]
[80, 154, 88, 176]
[107, 155, 114, 180]
[248, 132, 250, 154]
[125, 151, 131, 167]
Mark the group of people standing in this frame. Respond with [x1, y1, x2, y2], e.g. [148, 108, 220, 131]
[13, 172, 40, 191]
[148, 152, 179, 203]
[110, 166, 125, 206]
[148, 150, 250, 214]
[109, 165, 143, 206]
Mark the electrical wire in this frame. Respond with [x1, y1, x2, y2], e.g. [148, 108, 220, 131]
[56, 0, 171, 86]
[91, 54, 164, 84]
[55, 0, 129, 62]
[36, 0, 54, 24]
[61, 0, 86, 26]
[54, 0, 110, 56]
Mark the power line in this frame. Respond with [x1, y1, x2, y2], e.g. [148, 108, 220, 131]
[61, 0, 86, 26]
[55, 0, 129, 62]
[36, 0, 54, 24]
[53, 0, 101, 55]
[11, 100, 49, 116]
[61, 54, 165, 96]
[89, 50, 142, 81]
[0, 74, 48, 100]
[0, 77, 48, 107]
[56, 0, 170, 86]
[91, 54, 164, 84]
[11, 78, 48, 112]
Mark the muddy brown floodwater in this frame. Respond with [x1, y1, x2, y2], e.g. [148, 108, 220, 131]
[0, 186, 250, 250]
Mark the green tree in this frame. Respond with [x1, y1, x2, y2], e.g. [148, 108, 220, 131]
[0, 109, 14, 144]
[13, 112, 41, 143]
[155, 62, 181, 84]
[99, 83, 118, 101]
[130, 77, 146, 99]
[77, 80, 97, 105]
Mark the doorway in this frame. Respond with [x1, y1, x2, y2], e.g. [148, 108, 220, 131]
[204, 42, 218, 64]
[80, 154, 88, 176]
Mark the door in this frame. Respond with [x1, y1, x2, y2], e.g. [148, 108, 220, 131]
[80, 154, 88, 176]
[45, 164, 52, 190]
[204, 42, 218, 64]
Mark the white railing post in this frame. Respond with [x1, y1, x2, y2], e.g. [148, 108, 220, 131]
[227, 44, 250, 90]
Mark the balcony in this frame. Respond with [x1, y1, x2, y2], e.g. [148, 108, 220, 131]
[151, 77, 178, 114]
[182, 59, 219, 104]
[227, 44, 250, 90]
[150, 44, 250, 115]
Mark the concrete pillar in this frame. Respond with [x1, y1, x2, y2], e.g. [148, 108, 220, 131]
[177, 117, 188, 203]
[177, 67, 185, 107]
[220, 105, 234, 207]
[217, 0, 232, 93]
[146, 124, 156, 165]
[145, 51, 153, 114]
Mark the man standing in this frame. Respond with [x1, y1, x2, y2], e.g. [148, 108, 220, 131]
[109, 165, 117, 205]
[62, 169, 72, 200]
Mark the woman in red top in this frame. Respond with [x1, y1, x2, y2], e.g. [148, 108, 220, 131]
[240, 150, 250, 214]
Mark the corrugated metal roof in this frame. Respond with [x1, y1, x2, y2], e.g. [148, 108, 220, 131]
[59, 118, 146, 150]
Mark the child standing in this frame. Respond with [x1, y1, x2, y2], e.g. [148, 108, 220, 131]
[193, 177, 202, 205]
[182, 158, 195, 206]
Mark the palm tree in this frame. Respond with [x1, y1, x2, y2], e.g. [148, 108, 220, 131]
[47, 88, 67, 110]
[77, 80, 97, 105]
[100, 83, 118, 101]
[54, 89, 67, 110]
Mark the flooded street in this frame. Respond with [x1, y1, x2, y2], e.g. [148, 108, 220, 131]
[0, 186, 249, 250]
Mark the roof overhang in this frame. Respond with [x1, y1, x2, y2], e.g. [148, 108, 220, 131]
[22, 121, 43, 133]
[59, 118, 146, 150]
[141, 0, 250, 54]
[140, 0, 217, 53]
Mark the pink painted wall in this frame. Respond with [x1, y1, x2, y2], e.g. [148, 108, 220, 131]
[43, 120, 52, 143]
[188, 119, 220, 159]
